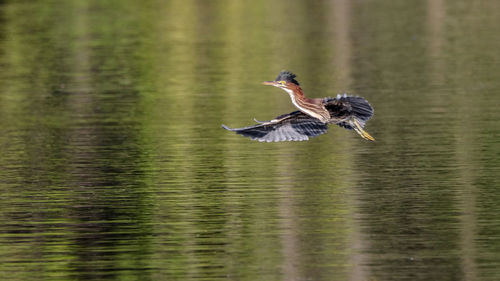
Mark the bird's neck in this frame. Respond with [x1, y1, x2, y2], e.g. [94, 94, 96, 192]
[286, 86, 322, 104]
[283, 86, 330, 123]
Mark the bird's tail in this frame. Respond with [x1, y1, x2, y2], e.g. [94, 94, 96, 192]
[350, 118, 375, 141]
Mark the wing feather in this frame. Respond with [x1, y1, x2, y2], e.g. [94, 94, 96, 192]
[222, 111, 329, 142]
[324, 94, 374, 129]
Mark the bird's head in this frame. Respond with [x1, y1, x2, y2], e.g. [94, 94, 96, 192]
[262, 70, 301, 92]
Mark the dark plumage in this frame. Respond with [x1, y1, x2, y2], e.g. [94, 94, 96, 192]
[222, 111, 328, 142]
[275, 70, 300, 85]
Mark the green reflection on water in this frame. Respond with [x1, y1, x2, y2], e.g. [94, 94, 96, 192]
[0, 0, 499, 281]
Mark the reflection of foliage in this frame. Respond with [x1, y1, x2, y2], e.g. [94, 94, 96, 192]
[0, 0, 499, 280]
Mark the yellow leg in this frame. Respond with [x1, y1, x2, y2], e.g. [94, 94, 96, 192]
[352, 119, 375, 141]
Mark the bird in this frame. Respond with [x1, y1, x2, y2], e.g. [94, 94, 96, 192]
[222, 70, 374, 142]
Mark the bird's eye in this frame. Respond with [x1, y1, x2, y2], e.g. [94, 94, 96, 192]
[279, 81, 286, 85]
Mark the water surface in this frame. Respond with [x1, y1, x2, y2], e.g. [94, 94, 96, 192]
[1, 0, 499, 280]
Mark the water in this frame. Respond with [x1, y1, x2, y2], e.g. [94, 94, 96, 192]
[1, 0, 499, 280]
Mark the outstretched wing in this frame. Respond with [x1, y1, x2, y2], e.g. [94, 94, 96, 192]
[324, 94, 375, 141]
[324, 94, 374, 128]
[222, 111, 329, 142]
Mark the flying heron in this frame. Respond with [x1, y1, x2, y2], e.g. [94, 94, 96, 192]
[222, 71, 374, 142]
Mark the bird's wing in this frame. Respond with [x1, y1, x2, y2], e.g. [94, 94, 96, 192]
[324, 94, 375, 141]
[324, 94, 374, 128]
[222, 111, 329, 142]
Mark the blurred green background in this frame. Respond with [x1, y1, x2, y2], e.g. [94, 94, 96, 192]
[0, 0, 499, 280]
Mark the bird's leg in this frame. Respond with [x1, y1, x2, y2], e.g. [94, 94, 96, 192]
[351, 118, 375, 141]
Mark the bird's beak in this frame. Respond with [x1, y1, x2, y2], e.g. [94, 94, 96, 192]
[262, 81, 278, 86]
